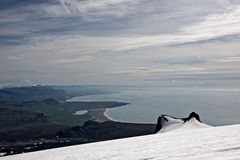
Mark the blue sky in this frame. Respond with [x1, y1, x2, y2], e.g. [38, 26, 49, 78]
[0, 0, 240, 86]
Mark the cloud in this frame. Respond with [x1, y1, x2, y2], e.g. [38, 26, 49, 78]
[32, 3, 240, 53]
[1, 0, 240, 46]
[179, 5, 240, 42]
[45, 0, 141, 20]
[115, 5, 240, 50]
[1, 0, 240, 85]
[51, 55, 93, 64]
[22, 4, 240, 54]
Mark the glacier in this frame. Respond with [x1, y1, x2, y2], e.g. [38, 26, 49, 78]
[1, 115, 240, 160]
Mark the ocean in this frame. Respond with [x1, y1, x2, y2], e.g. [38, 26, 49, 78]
[68, 86, 240, 126]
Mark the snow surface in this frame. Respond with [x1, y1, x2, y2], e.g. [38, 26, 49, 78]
[158, 115, 211, 133]
[2, 123, 240, 160]
[72, 110, 88, 116]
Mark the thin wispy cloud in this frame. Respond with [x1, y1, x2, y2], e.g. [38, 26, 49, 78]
[45, 0, 141, 20]
[0, 0, 240, 85]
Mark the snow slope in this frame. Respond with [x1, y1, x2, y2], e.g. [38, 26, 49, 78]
[157, 115, 211, 133]
[1, 123, 240, 160]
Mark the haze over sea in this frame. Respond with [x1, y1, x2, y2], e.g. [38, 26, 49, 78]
[68, 85, 240, 126]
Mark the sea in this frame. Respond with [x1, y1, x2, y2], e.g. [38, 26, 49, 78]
[68, 86, 240, 126]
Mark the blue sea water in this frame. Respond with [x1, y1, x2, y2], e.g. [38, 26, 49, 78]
[68, 86, 240, 126]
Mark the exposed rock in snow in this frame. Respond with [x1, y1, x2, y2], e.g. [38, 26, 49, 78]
[154, 112, 211, 133]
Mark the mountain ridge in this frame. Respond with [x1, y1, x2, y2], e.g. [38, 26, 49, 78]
[155, 112, 211, 133]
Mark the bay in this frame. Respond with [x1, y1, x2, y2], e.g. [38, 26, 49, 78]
[68, 86, 240, 126]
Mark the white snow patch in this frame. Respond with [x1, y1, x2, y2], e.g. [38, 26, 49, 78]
[72, 110, 88, 116]
[158, 115, 211, 133]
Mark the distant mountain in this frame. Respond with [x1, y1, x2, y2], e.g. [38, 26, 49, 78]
[0, 85, 67, 103]
[57, 121, 155, 140]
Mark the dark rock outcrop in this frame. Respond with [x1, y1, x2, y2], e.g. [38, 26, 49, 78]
[154, 112, 202, 133]
[182, 112, 201, 123]
[154, 116, 165, 133]
[57, 121, 156, 140]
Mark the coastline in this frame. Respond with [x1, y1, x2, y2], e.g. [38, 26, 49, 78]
[87, 108, 117, 122]
[67, 96, 129, 123]
[103, 108, 117, 122]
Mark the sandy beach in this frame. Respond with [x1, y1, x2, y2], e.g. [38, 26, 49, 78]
[87, 108, 115, 122]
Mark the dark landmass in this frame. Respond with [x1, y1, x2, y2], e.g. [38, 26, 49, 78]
[0, 85, 129, 127]
[15, 99, 128, 125]
[87, 108, 111, 121]
[0, 117, 155, 156]
[0, 85, 155, 157]
[57, 121, 155, 140]
[0, 108, 68, 142]
[0, 85, 67, 103]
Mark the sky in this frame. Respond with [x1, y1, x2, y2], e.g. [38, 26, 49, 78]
[0, 0, 240, 86]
